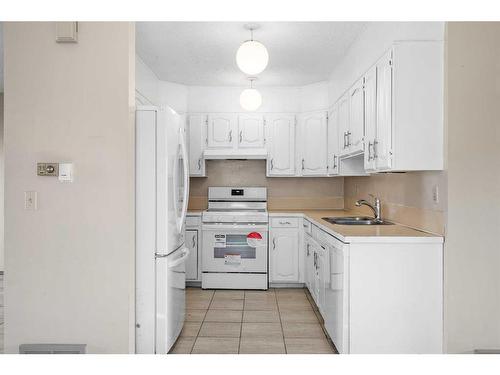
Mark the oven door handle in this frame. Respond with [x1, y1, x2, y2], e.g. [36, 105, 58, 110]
[202, 223, 269, 231]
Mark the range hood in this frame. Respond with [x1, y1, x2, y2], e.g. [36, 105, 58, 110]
[203, 149, 268, 160]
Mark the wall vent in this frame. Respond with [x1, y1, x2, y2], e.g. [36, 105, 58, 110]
[19, 344, 86, 354]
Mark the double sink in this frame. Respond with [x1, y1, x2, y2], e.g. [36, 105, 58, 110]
[322, 216, 393, 225]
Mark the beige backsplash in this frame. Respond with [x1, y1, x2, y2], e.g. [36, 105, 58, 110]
[189, 160, 445, 235]
[344, 172, 446, 235]
[189, 160, 344, 211]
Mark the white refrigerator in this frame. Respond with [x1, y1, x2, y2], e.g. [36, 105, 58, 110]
[135, 105, 190, 354]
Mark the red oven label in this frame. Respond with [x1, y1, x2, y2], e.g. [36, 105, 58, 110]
[247, 232, 263, 247]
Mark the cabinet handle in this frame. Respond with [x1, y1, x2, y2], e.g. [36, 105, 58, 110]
[197, 157, 202, 170]
[239, 130, 243, 143]
[270, 158, 274, 170]
[306, 243, 310, 256]
[279, 221, 291, 225]
[272, 238, 276, 250]
[367, 141, 373, 161]
[192, 236, 196, 248]
[343, 132, 347, 149]
[347, 131, 352, 147]
[302, 158, 305, 171]
[333, 155, 337, 169]
[373, 140, 378, 159]
[228, 130, 232, 142]
[303, 223, 308, 228]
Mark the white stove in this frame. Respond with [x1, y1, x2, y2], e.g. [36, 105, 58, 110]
[201, 187, 269, 290]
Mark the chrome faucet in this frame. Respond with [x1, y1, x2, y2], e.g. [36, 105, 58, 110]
[355, 195, 382, 221]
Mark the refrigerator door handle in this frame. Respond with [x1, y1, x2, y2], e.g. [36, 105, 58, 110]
[178, 130, 190, 233]
[168, 247, 190, 268]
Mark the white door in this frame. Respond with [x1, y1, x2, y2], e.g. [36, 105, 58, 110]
[266, 114, 296, 176]
[349, 77, 365, 154]
[299, 111, 328, 176]
[327, 104, 340, 175]
[364, 66, 377, 172]
[188, 114, 206, 176]
[338, 92, 350, 156]
[207, 113, 236, 149]
[238, 114, 265, 149]
[375, 50, 393, 170]
[185, 230, 198, 281]
[270, 228, 299, 282]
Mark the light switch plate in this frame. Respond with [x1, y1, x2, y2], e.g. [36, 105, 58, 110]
[24, 191, 38, 210]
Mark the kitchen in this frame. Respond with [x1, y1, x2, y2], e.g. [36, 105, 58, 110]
[1, 14, 500, 369]
[134, 22, 443, 354]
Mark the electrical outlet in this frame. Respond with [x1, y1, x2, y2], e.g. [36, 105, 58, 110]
[25, 191, 38, 210]
[432, 185, 439, 204]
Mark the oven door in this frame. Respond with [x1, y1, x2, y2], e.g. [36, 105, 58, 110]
[202, 224, 268, 273]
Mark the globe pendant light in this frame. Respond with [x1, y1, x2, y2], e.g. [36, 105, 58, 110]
[236, 24, 269, 75]
[240, 77, 262, 111]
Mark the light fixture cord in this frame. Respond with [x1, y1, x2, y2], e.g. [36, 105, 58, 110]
[250, 28, 254, 41]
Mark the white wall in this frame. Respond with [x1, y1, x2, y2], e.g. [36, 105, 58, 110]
[444, 22, 500, 353]
[136, 55, 159, 105]
[158, 81, 188, 114]
[4, 22, 135, 354]
[0, 93, 3, 272]
[328, 22, 445, 104]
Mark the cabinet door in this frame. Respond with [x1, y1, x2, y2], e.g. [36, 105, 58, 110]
[299, 111, 328, 176]
[375, 50, 393, 170]
[338, 92, 350, 156]
[185, 230, 198, 281]
[304, 236, 314, 291]
[348, 77, 365, 154]
[270, 228, 299, 282]
[207, 113, 236, 149]
[318, 246, 330, 316]
[238, 114, 265, 149]
[266, 114, 296, 176]
[364, 66, 377, 172]
[188, 114, 206, 176]
[327, 104, 340, 175]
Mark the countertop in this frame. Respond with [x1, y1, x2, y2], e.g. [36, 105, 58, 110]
[269, 209, 444, 244]
[188, 209, 443, 244]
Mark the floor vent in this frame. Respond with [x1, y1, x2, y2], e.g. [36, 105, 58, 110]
[19, 344, 86, 354]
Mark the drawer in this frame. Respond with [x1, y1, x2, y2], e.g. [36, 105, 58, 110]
[186, 215, 201, 227]
[271, 217, 299, 228]
[302, 219, 312, 234]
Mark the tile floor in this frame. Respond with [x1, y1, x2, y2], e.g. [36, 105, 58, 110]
[170, 287, 337, 354]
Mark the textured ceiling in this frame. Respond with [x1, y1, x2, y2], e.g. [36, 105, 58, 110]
[136, 22, 367, 86]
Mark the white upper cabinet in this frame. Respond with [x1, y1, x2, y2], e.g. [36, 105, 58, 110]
[327, 104, 340, 175]
[188, 114, 207, 177]
[374, 50, 393, 170]
[299, 111, 328, 176]
[348, 77, 365, 155]
[266, 114, 296, 176]
[338, 93, 350, 156]
[362, 42, 444, 172]
[207, 113, 236, 149]
[363, 66, 377, 172]
[238, 114, 265, 149]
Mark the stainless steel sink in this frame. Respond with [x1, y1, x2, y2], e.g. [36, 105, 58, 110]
[322, 216, 394, 225]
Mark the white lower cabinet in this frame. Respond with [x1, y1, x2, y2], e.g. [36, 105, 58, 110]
[185, 230, 198, 281]
[186, 214, 202, 282]
[301, 219, 443, 354]
[269, 219, 300, 283]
